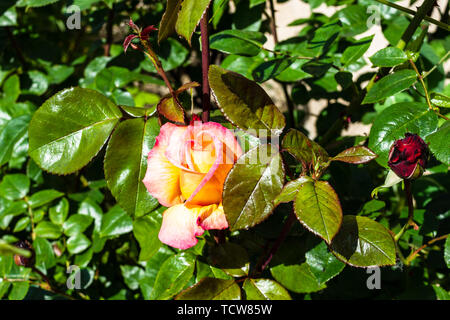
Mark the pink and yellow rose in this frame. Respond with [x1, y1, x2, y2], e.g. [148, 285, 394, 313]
[143, 120, 242, 249]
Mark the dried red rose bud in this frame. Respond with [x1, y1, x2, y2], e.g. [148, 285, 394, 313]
[13, 240, 35, 268]
[388, 133, 429, 180]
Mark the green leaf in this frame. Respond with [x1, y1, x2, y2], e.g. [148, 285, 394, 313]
[252, 58, 293, 83]
[0, 240, 32, 257]
[433, 285, 450, 300]
[330, 215, 396, 267]
[341, 35, 373, 67]
[444, 236, 450, 269]
[208, 242, 249, 277]
[158, 0, 183, 43]
[369, 47, 408, 67]
[99, 205, 133, 237]
[294, 180, 342, 244]
[368, 102, 438, 167]
[175, 0, 212, 45]
[28, 87, 121, 174]
[274, 176, 312, 206]
[150, 252, 196, 300]
[63, 214, 93, 236]
[243, 278, 291, 300]
[9, 282, 29, 300]
[67, 233, 91, 255]
[362, 70, 417, 104]
[209, 65, 285, 137]
[223, 144, 284, 231]
[104, 117, 160, 217]
[281, 128, 329, 165]
[28, 189, 64, 209]
[133, 209, 163, 261]
[176, 278, 241, 300]
[0, 174, 30, 201]
[305, 241, 345, 284]
[21, 0, 60, 7]
[0, 115, 30, 166]
[210, 30, 266, 56]
[33, 237, 56, 272]
[49, 198, 69, 225]
[34, 221, 62, 239]
[270, 263, 326, 293]
[331, 146, 377, 164]
[430, 92, 450, 108]
[426, 121, 450, 165]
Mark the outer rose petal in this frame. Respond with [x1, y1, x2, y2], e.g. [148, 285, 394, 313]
[180, 170, 223, 205]
[158, 204, 204, 250]
[143, 123, 187, 207]
[199, 203, 228, 230]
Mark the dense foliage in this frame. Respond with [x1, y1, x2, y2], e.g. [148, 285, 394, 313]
[0, 0, 449, 300]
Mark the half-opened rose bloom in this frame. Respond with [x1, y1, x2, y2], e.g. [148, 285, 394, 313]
[143, 121, 242, 249]
[388, 133, 429, 180]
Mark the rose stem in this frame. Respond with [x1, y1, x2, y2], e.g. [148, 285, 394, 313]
[200, 9, 211, 123]
[405, 234, 449, 265]
[253, 210, 297, 275]
[394, 179, 416, 242]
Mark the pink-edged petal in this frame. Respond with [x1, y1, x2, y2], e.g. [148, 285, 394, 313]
[142, 123, 187, 207]
[199, 203, 228, 230]
[158, 204, 204, 250]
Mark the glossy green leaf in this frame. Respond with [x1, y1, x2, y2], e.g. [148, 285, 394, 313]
[150, 252, 196, 300]
[426, 121, 450, 165]
[34, 221, 62, 239]
[9, 282, 29, 300]
[0, 115, 30, 166]
[294, 180, 342, 244]
[369, 47, 408, 67]
[67, 233, 91, 255]
[223, 144, 284, 231]
[369, 102, 438, 167]
[362, 70, 417, 104]
[444, 236, 450, 269]
[99, 205, 133, 237]
[331, 146, 377, 164]
[176, 278, 241, 300]
[209, 65, 285, 137]
[0, 240, 31, 257]
[430, 92, 450, 108]
[274, 176, 312, 206]
[28, 87, 121, 174]
[210, 30, 266, 56]
[243, 278, 291, 300]
[28, 189, 64, 209]
[305, 241, 345, 284]
[104, 117, 160, 217]
[0, 174, 30, 201]
[270, 263, 326, 293]
[330, 215, 396, 267]
[33, 237, 56, 272]
[175, 0, 211, 45]
[158, 0, 183, 43]
[49, 198, 69, 225]
[281, 128, 329, 165]
[341, 35, 373, 67]
[133, 208, 163, 261]
[63, 214, 93, 236]
[208, 242, 249, 277]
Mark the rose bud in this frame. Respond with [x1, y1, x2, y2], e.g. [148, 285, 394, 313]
[13, 240, 35, 268]
[387, 133, 429, 180]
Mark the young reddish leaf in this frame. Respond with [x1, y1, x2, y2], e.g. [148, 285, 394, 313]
[157, 95, 186, 124]
[332, 146, 377, 164]
[123, 34, 138, 53]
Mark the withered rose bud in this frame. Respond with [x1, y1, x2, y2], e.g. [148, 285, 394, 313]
[13, 240, 35, 268]
[388, 133, 429, 180]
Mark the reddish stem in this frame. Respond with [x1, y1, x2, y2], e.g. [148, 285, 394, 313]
[200, 11, 211, 123]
